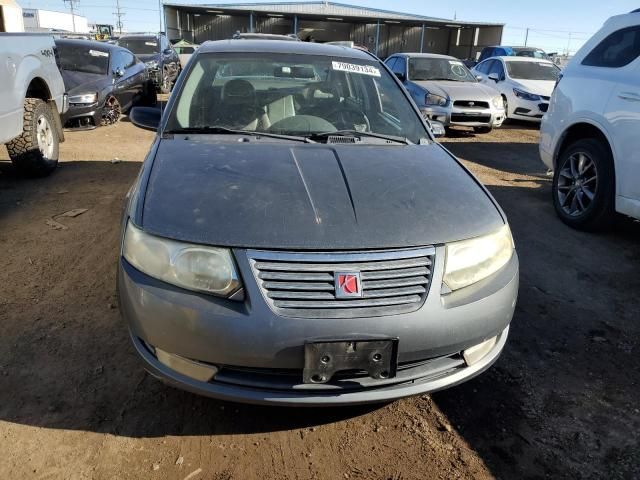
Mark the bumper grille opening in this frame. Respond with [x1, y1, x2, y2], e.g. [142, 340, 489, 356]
[248, 248, 435, 318]
[450, 114, 491, 123]
[453, 100, 489, 109]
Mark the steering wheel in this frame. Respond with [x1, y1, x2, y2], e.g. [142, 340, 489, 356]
[325, 104, 371, 131]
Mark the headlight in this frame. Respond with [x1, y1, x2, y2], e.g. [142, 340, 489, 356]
[145, 60, 159, 69]
[69, 93, 98, 104]
[425, 93, 448, 106]
[443, 225, 514, 291]
[513, 88, 540, 101]
[123, 221, 241, 297]
[492, 95, 504, 108]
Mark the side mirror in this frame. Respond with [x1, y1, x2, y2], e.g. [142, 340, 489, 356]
[129, 106, 161, 131]
[475, 75, 483, 82]
[163, 48, 172, 55]
[394, 71, 406, 82]
[488, 73, 500, 82]
[114, 68, 125, 78]
[427, 120, 445, 138]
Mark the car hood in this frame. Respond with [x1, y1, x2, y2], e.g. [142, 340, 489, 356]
[61, 70, 108, 94]
[136, 53, 160, 63]
[412, 80, 498, 100]
[510, 79, 556, 97]
[140, 139, 504, 249]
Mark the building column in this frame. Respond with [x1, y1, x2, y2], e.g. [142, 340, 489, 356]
[420, 23, 425, 52]
[375, 19, 380, 57]
[293, 14, 298, 36]
[249, 12, 254, 32]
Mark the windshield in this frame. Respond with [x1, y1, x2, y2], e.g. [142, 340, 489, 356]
[56, 44, 109, 75]
[408, 57, 476, 82]
[167, 52, 428, 144]
[513, 48, 549, 60]
[116, 38, 158, 55]
[506, 61, 560, 81]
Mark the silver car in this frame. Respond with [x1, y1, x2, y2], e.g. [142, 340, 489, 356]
[120, 40, 518, 406]
[385, 53, 505, 134]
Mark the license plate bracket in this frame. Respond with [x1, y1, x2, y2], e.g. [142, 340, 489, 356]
[303, 339, 398, 384]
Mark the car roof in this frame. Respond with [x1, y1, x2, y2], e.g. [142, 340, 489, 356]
[54, 37, 119, 52]
[197, 39, 375, 60]
[492, 56, 554, 64]
[118, 33, 160, 39]
[390, 52, 456, 60]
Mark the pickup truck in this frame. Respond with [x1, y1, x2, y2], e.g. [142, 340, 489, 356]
[0, 33, 67, 176]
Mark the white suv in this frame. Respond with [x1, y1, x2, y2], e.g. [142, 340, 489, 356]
[540, 9, 640, 230]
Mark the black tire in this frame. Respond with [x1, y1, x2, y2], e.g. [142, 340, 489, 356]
[6, 98, 59, 177]
[502, 95, 510, 121]
[552, 138, 615, 231]
[474, 126, 493, 134]
[140, 83, 158, 107]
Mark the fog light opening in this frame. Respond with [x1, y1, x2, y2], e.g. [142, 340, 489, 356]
[462, 336, 497, 366]
[155, 347, 219, 382]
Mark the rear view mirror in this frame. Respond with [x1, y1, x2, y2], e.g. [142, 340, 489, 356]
[163, 48, 172, 55]
[114, 68, 125, 78]
[475, 75, 483, 81]
[488, 73, 500, 82]
[129, 106, 161, 131]
[394, 71, 406, 82]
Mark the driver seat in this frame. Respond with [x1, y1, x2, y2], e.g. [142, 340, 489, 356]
[213, 79, 269, 130]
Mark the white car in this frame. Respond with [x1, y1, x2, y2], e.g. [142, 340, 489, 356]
[540, 9, 640, 230]
[0, 33, 67, 176]
[472, 56, 561, 122]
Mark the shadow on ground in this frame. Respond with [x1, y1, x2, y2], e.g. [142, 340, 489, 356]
[0, 150, 639, 479]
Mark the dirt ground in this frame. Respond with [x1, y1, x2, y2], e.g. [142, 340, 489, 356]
[0, 120, 638, 480]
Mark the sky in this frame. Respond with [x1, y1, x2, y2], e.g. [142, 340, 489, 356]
[17, 0, 639, 54]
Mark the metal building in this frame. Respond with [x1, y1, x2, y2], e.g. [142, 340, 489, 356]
[163, 1, 504, 60]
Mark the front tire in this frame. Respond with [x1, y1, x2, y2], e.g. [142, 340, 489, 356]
[6, 98, 59, 177]
[552, 138, 615, 231]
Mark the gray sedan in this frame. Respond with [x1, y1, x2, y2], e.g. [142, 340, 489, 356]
[119, 40, 518, 406]
[385, 53, 506, 134]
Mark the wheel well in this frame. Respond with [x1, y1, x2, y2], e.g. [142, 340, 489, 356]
[25, 77, 52, 101]
[556, 123, 612, 168]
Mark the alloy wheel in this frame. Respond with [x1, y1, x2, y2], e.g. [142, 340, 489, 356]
[556, 151, 598, 217]
[101, 96, 122, 125]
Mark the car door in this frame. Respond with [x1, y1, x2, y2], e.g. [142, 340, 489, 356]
[110, 50, 129, 104]
[121, 51, 146, 108]
[596, 26, 640, 204]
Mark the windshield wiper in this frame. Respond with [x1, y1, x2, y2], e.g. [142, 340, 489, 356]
[308, 130, 413, 145]
[165, 126, 315, 143]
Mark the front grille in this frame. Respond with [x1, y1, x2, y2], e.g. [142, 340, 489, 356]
[451, 114, 491, 123]
[247, 248, 435, 318]
[454, 100, 489, 109]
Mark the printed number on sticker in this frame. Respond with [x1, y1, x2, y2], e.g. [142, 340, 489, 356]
[332, 61, 381, 77]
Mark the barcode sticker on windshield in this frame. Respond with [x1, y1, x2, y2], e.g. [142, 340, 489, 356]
[145, 41, 158, 46]
[332, 61, 380, 77]
[449, 60, 464, 66]
[89, 50, 108, 57]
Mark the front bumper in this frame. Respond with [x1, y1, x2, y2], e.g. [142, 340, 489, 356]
[118, 247, 519, 406]
[509, 97, 549, 122]
[61, 102, 101, 130]
[421, 104, 505, 129]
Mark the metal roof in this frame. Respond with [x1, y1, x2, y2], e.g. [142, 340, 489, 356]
[163, 1, 504, 26]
